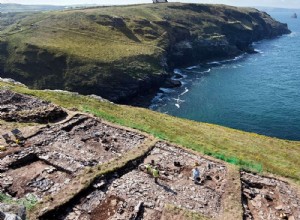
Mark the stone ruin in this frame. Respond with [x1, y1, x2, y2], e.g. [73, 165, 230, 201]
[241, 171, 300, 220]
[0, 90, 67, 123]
[1, 91, 300, 220]
[0, 114, 145, 201]
[49, 142, 227, 220]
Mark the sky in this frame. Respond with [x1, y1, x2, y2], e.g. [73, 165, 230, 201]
[0, 0, 300, 9]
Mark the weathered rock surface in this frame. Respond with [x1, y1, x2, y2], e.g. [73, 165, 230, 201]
[0, 90, 67, 123]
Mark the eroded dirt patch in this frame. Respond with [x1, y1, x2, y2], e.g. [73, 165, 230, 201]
[241, 171, 300, 220]
[59, 142, 227, 220]
[0, 90, 67, 123]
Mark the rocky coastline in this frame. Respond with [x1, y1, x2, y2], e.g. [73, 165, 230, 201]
[0, 3, 291, 106]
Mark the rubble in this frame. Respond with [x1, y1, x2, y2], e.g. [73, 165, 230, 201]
[56, 142, 227, 220]
[241, 171, 300, 220]
[0, 90, 67, 123]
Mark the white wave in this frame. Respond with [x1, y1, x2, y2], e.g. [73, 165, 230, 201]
[201, 68, 211, 74]
[207, 54, 246, 65]
[288, 32, 298, 37]
[207, 61, 221, 65]
[173, 69, 187, 79]
[180, 87, 189, 96]
[159, 88, 175, 93]
[186, 65, 199, 70]
[179, 80, 189, 86]
[232, 54, 246, 61]
[254, 49, 264, 54]
[174, 95, 186, 109]
[174, 68, 183, 74]
[172, 97, 185, 102]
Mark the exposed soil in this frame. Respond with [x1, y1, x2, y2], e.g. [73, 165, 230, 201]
[0, 90, 67, 123]
[0, 160, 70, 199]
[241, 171, 300, 220]
[59, 142, 227, 220]
[90, 195, 125, 220]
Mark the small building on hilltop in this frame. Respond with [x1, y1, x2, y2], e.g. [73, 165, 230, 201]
[153, 0, 168, 3]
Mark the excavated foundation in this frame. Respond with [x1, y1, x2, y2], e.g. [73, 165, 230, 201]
[0, 90, 67, 123]
[47, 142, 227, 220]
[241, 171, 300, 220]
[0, 114, 145, 201]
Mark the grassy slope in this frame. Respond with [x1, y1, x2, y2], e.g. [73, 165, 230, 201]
[0, 5, 166, 67]
[0, 3, 261, 62]
[2, 82, 300, 183]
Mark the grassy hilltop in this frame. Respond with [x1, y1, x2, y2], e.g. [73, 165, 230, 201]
[0, 3, 290, 102]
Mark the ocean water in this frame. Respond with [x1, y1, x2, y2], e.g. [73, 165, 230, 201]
[150, 12, 300, 140]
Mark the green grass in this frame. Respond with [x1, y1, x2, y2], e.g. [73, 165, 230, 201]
[164, 204, 211, 220]
[2, 82, 300, 183]
[0, 193, 38, 211]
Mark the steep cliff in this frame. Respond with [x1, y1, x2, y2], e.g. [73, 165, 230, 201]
[0, 3, 290, 103]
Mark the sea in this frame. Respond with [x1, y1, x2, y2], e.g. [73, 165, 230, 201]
[150, 11, 300, 141]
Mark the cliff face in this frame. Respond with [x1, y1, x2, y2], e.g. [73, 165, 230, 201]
[164, 4, 290, 68]
[0, 3, 290, 103]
